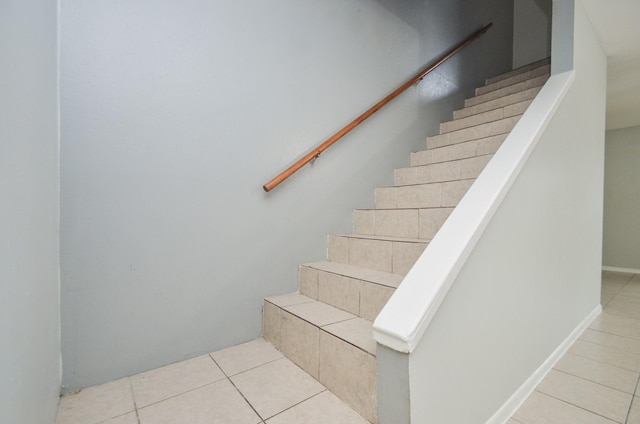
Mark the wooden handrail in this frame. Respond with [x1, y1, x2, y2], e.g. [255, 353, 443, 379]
[263, 23, 493, 192]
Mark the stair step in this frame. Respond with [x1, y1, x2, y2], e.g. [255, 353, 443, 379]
[327, 234, 428, 276]
[454, 85, 543, 120]
[440, 99, 533, 134]
[395, 154, 492, 186]
[486, 57, 550, 85]
[427, 115, 521, 149]
[411, 134, 506, 167]
[376, 178, 474, 209]
[353, 207, 453, 240]
[465, 74, 549, 108]
[263, 295, 377, 422]
[476, 64, 550, 96]
[299, 261, 399, 321]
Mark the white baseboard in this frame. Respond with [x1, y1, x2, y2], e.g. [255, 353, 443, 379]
[602, 266, 640, 275]
[484, 304, 602, 424]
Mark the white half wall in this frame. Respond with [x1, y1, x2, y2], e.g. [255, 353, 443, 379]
[0, 0, 61, 422]
[603, 125, 640, 270]
[60, 0, 514, 391]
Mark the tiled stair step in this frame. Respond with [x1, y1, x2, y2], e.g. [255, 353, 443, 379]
[476, 63, 550, 96]
[299, 260, 401, 321]
[353, 207, 453, 240]
[327, 233, 428, 276]
[395, 154, 492, 186]
[486, 57, 551, 85]
[440, 98, 532, 134]
[427, 115, 522, 150]
[263, 293, 377, 422]
[465, 74, 549, 108]
[376, 178, 474, 209]
[411, 133, 507, 166]
[454, 85, 544, 120]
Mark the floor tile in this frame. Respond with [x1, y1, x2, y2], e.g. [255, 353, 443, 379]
[105, 412, 138, 424]
[580, 328, 640, 354]
[284, 300, 354, 327]
[130, 355, 225, 408]
[536, 369, 631, 423]
[589, 312, 640, 340]
[230, 358, 325, 420]
[56, 378, 135, 424]
[211, 338, 282, 376]
[628, 396, 640, 424]
[513, 390, 617, 424]
[554, 352, 638, 394]
[265, 390, 369, 424]
[605, 299, 640, 320]
[137, 379, 260, 424]
[322, 317, 376, 355]
[265, 293, 314, 308]
[569, 340, 640, 371]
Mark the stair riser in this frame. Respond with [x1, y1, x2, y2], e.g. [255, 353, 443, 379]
[411, 134, 507, 167]
[354, 208, 453, 240]
[395, 155, 492, 186]
[427, 116, 520, 150]
[441, 99, 532, 134]
[263, 302, 377, 423]
[327, 235, 426, 276]
[376, 179, 474, 209]
[455, 85, 543, 120]
[465, 74, 549, 107]
[299, 265, 394, 321]
[476, 64, 550, 96]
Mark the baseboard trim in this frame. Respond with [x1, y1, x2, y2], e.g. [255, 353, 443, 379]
[602, 266, 640, 274]
[484, 304, 602, 424]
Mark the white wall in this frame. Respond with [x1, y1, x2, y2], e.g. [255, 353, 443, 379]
[408, 1, 605, 422]
[60, 0, 513, 391]
[0, 1, 61, 422]
[513, 0, 552, 68]
[603, 126, 640, 270]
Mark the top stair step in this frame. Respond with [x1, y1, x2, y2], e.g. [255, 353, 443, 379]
[485, 57, 550, 85]
[476, 64, 550, 96]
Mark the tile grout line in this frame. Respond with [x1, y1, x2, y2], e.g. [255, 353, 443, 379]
[127, 377, 141, 424]
[623, 273, 640, 424]
[209, 354, 266, 423]
[549, 368, 635, 396]
[532, 389, 627, 423]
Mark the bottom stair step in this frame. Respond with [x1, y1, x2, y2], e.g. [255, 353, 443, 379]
[263, 293, 377, 423]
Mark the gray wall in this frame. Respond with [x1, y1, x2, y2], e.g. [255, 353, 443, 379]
[603, 126, 640, 270]
[60, 0, 513, 391]
[0, 0, 61, 422]
[513, 0, 552, 68]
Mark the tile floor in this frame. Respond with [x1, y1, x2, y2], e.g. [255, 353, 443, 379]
[510, 271, 640, 424]
[55, 338, 368, 424]
[57, 271, 640, 424]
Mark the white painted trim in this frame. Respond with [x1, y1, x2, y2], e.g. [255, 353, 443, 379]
[602, 266, 640, 274]
[373, 71, 576, 353]
[485, 305, 602, 424]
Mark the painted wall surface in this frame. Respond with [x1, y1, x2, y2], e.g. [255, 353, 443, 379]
[0, 0, 61, 422]
[406, 1, 606, 422]
[513, 0, 552, 68]
[603, 126, 640, 270]
[60, 0, 513, 390]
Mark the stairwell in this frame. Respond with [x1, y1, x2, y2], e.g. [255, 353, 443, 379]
[262, 58, 551, 423]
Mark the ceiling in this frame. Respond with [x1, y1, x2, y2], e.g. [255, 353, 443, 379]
[581, 0, 640, 130]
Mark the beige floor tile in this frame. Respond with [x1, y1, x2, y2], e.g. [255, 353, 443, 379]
[105, 412, 138, 424]
[230, 358, 324, 420]
[614, 294, 640, 305]
[580, 328, 640, 354]
[317, 271, 360, 315]
[137, 379, 260, 424]
[392, 241, 426, 275]
[536, 369, 631, 423]
[284, 300, 354, 327]
[318, 332, 376, 423]
[628, 396, 640, 424]
[359, 282, 394, 321]
[328, 235, 350, 263]
[280, 311, 320, 378]
[130, 355, 225, 408]
[513, 390, 617, 424]
[323, 317, 376, 355]
[348, 238, 393, 273]
[570, 340, 640, 371]
[211, 338, 282, 377]
[375, 209, 419, 239]
[56, 378, 135, 424]
[554, 352, 638, 393]
[266, 390, 369, 424]
[264, 293, 314, 308]
[263, 300, 282, 349]
[589, 312, 640, 340]
[605, 299, 640, 320]
[299, 266, 319, 299]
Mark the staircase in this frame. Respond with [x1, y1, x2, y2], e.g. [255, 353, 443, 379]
[262, 58, 551, 423]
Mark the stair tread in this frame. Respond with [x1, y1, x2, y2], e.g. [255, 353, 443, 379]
[440, 99, 533, 133]
[477, 64, 550, 96]
[485, 57, 550, 85]
[266, 294, 376, 355]
[333, 233, 429, 244]
[303, 260, 403, 288]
